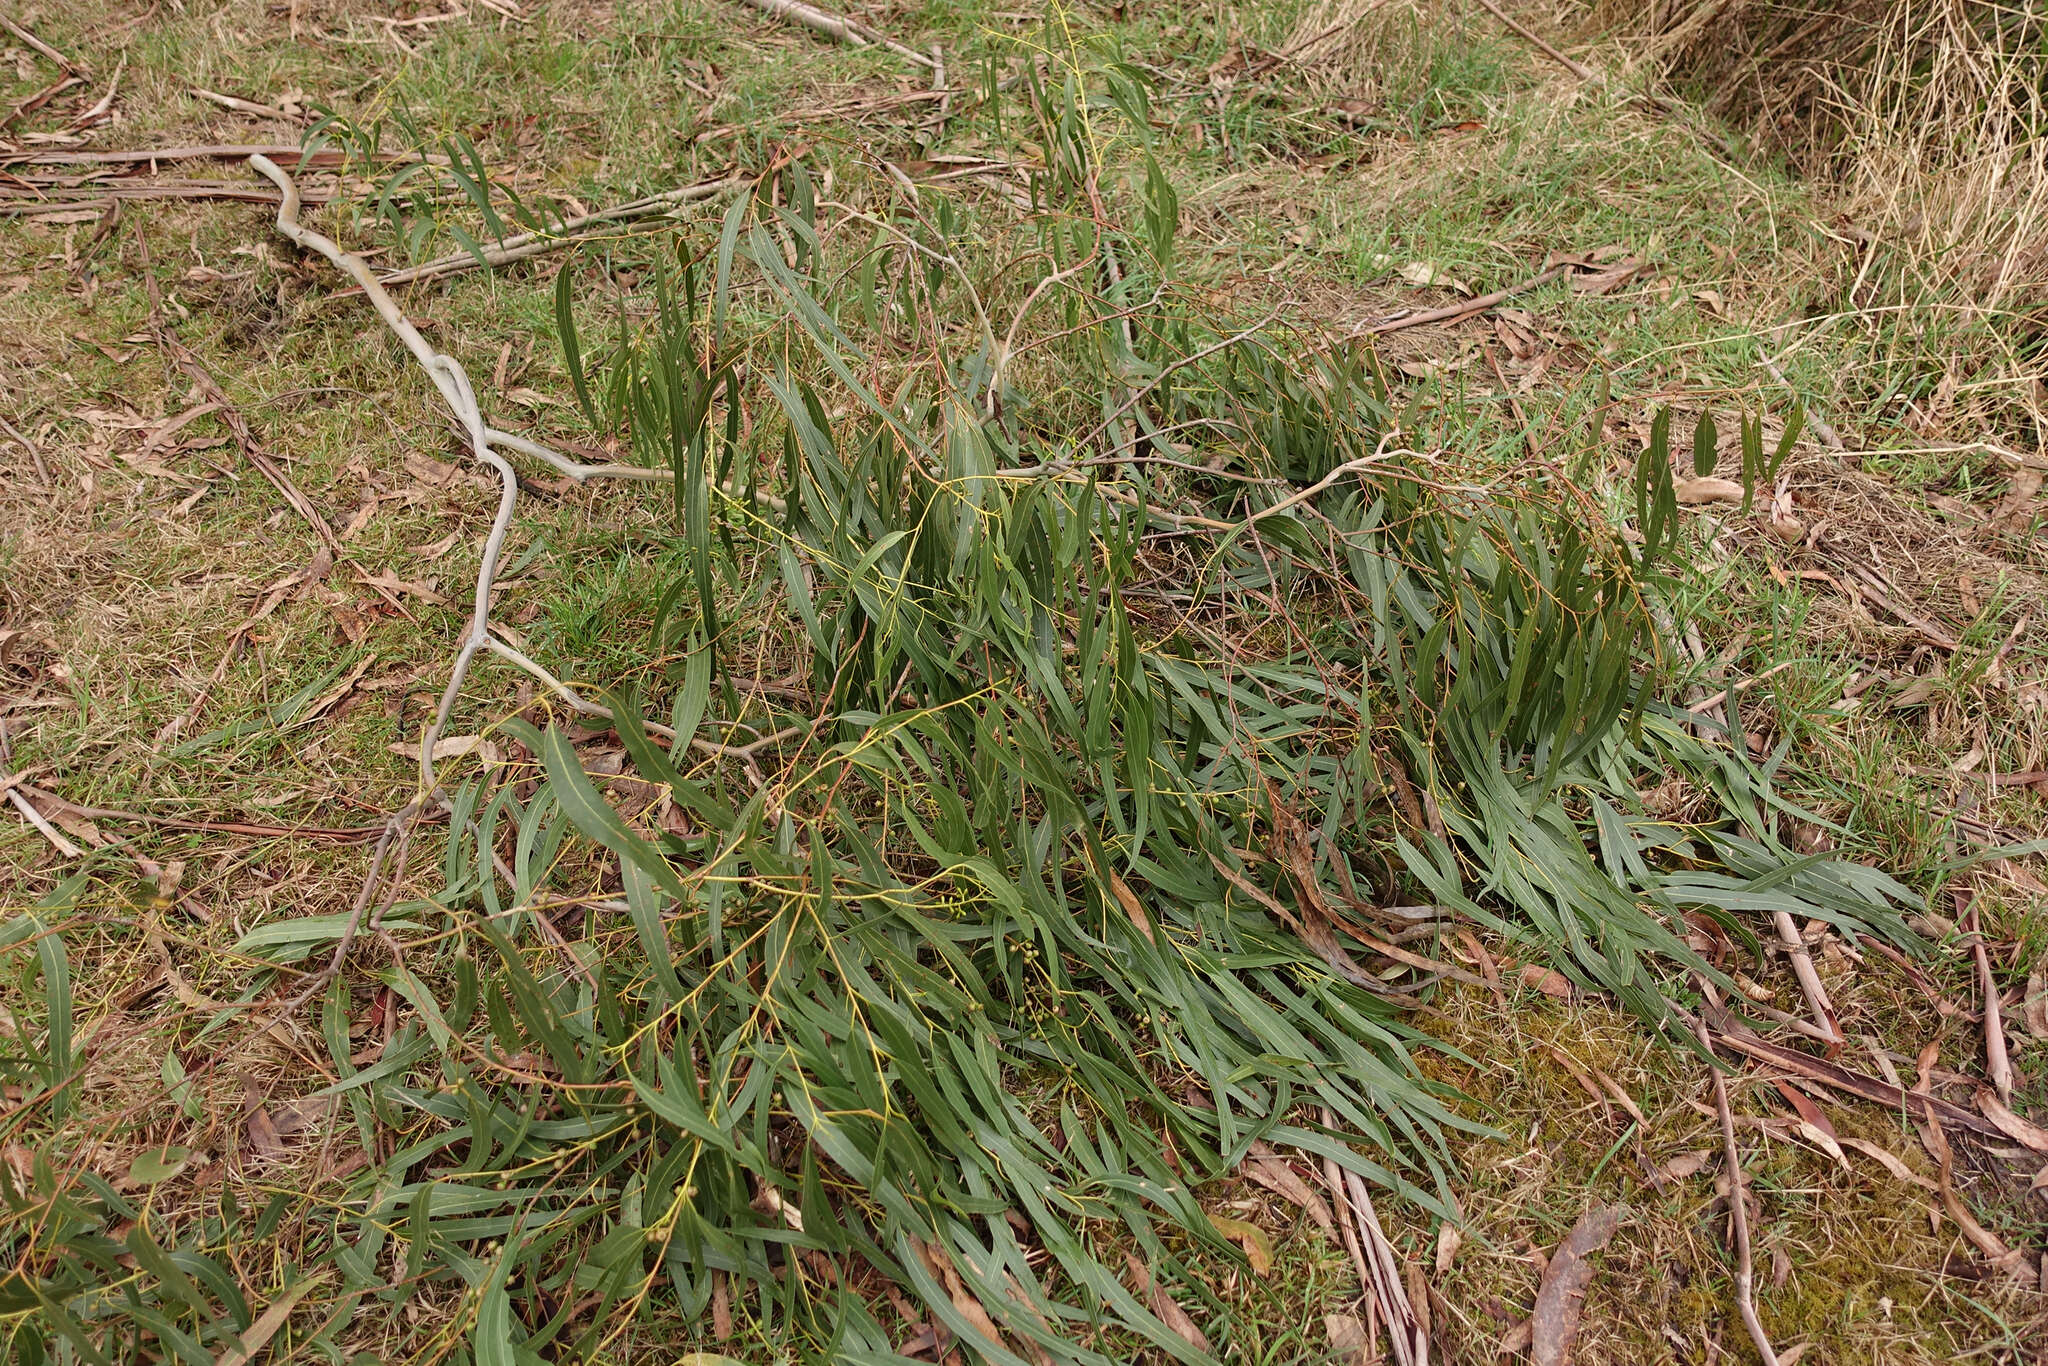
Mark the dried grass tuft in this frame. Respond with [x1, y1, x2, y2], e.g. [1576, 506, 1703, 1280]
[1598, 0, 2048, 448]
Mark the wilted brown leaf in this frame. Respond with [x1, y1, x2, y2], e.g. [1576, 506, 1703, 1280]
[711, 1271, 732, 1342]
[1206, 1213, 1274, 1274]
[1326, 1312, 1373, 1365]
[1976, 1089, 2048, 1153]
[388, 735, 501, 765]
[1919, 1099, 2028, 1277]
[1241, 1139, 1336, 1233]
[1589, 1067, 1646, 1127]
[355, 567, 449, 606]
[1839, 1137, 1934, 1190]
[1436, 1222, 1462, 1275]
[915, 1239, 1010, 1355]
[245, 1108, 285, 1158]
[1659, 1151, 1713, 1182]
[1107, 870, 1155, 945]
[1567, 256, 1642, 296]
[1674, 477, 1744, 505]
[1530, 1203, 1622, 1366]
[1125, 1253, 1210, 1353]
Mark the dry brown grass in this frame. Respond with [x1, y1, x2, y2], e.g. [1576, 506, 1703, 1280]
[1424, 982, 2048, 1363]
[1591, 0, 2048, 451]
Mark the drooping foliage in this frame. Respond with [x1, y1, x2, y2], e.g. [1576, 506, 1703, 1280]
[4, 63, 1921, 1366]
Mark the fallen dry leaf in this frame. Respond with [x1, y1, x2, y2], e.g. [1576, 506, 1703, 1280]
[1518, 963, 1572, 999]
[1397, 259, 1471, 295]
[1674, 476, 1745, 505]
[1590, 1065, 1646, 1126]
[1919, 1098, 2028, 1277]
[1547, 1044, 1613, 1116]
[388, 735, 501, 765]
[300, 652, 377, 726]
[1241, 1140, 1336, 1233]
[1436, 1221, 1462, 1275]
[1326, 1312, 1372, 1365]
[1567, 256, 1643, 296]
[1206, 1213, 1274, 1274]
[1771, 1080, 1850, 1168]
[45, 804, 107, 848]
[1976, 1089, 2048, 1154]
[245, 1108, 285, 1158]
[1125, 1253, 1210, 1353]
[1496, 1318, 1533, 1356]
[2024, 970, 2047, 1038]
[214, 1280, 318, 1366]
[711, 1272, 732, 1343]
[338, 500, 378, 541]
[1659, 1150, 1713, 1182]
[917, 1239, 1011, 1355]
[405, 451, 464, 486]
[1839, 1136, 1935, 1191]
[1002, 1273, 1058, 1366]
[1107, 870, 1155, 945]
[412, 528, 462, 559]
[1991, 466, 2044, 528]
[355, 568, 449, 606]
[1530, 1203, 1622, 1366]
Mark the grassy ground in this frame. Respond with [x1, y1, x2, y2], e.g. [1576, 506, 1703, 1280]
[3, 0, 2045, 1361]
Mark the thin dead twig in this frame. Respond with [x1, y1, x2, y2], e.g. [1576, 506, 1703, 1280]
[1, 180, 332, 211]
[1772, 912, 1844, 1049]
[2, 17, 85, 75]
[244, 153, 798, 1016]
[14, 784, 389, 841]
[735, 0, 935, 68]
[2, 73, 82, 131]
[1, 144, 393, 169]
[1759, 351, 1844, 449]
[1695, 1024, 1781, 1366]
[1469, 0, 1598, 82]
[190, 87, 307, 122]
[1364, 264, 1566, 336]
[1839, 564, 1959, 651]
[1955, 882, 2014, 1102]
[1705, 1027, 2006, 1139]
[246, 149, 538, 1011]
[1919, 1094, 2029, 1277]
[486, 427, 788, 514]
[0, 412, 52, 484]
[1683, 658, 1797, 715]
[261, 802, 422, 1027]
[372, 174, 745, 288]
[135, 229, 343, 557]
[1, 762, 83, 859]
